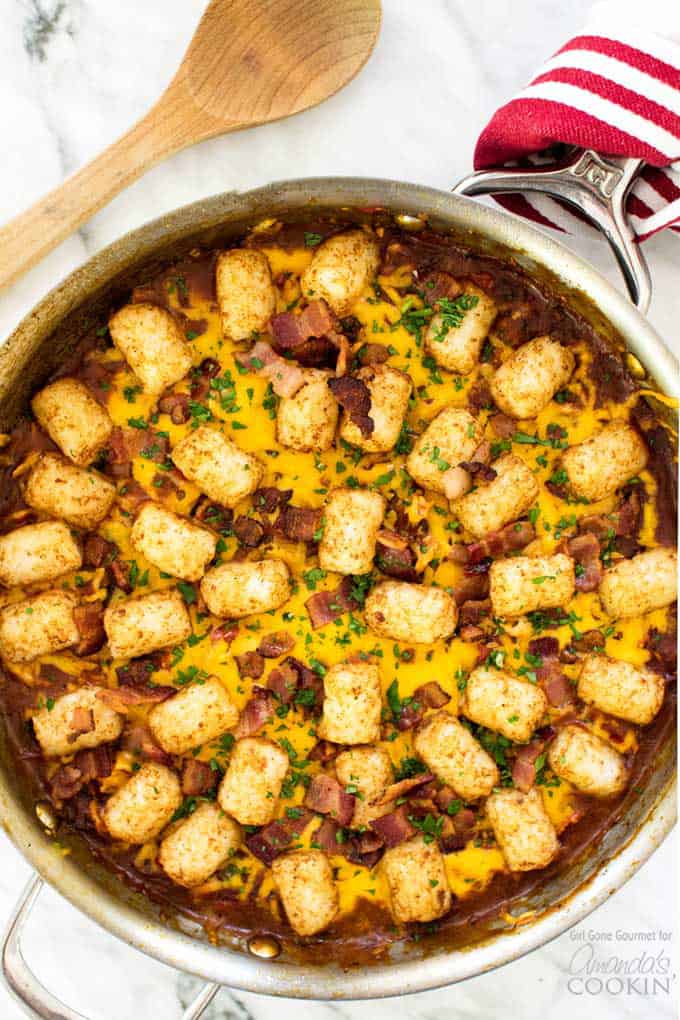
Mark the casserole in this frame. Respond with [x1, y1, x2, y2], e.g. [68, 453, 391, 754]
[0, 174, 676, 1016]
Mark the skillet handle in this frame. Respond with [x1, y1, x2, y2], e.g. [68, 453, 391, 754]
[1, 875, 220, 1020]
[452, 147, 652, 314]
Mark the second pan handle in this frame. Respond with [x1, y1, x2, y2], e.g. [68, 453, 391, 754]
[452, 147, 652, 314]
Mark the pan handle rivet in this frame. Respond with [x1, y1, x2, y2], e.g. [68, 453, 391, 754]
[247, 935, 281, 959]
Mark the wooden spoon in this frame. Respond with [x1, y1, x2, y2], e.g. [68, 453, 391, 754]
[0, 0, 381, 291]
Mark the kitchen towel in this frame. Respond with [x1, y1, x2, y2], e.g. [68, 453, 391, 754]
[474, 0, 680, 240]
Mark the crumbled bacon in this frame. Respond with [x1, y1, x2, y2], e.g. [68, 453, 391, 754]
[467, 379, 494, 415]
[234, 652, 265, 680]
[271, 299, 337, 350]
[257, 631, 295, 659]
[459, 599, 491, 627]
[466, 520, 536, 564]
[245, 809, 313, 865]
[82, 535, 115, 569]
[181, 759, 217, 796]
[375, 531, 418, 581]
[108, 558, 134, 594]
[308, 740, 341, 763]
[267, 661, 300, 704]
[489, 412, 516, 439]
[327, 375, 374, 437]
[121, 723, 171, 765]
[421, 270, 462, 303]
[511, 739, 547, 792]
[275, 505, 322, 542]
[97, 684, 176, 712]
[538, 660, 575, 707]
[68, 707, 95, 742]
[210, 622, 239, 643]
[158, 392, 190, 424]
[304, 774, 355, 826]
[50, 744, 114, 801]
[567, 533, 602, 592]
[233, 515, 265, 548]
[234, 686, 275, 737]
[459, 461, 497, 483]
[369, 805, 416, 847]
[73, 604, 106, 656]
[236, 341, 305, 398]
[358, 343, 390, 366]
[305, 576, 359, 629]
[439, 808, 476, 852]
[452, 573, 490, 605]
[373, 772, 435, 807]
[252, 487, 292, 513]
[415, 682, 450, 709]
[116, 479, 151, 514]
[528, 637, 560, 659]
[193, 498, 233, 533]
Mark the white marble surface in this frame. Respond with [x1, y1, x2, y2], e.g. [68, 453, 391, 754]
[0, 1, 677, 1017]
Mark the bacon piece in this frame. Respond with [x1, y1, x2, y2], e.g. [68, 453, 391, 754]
[369, 805, 416, 847]
[421, 270, 462, 303]
[210, 622, 239, 644]
[267, 661, 300, 704]
[68, 707, 95, 742]
[464, 556, 492, 576]
[373, 772, 435, 807]
[83, 535, 115, 569]
[116, 659, 155, 686]
[234, 652, 265, 680]
[358, 343, 390, 366]
[271, 300, 337, 350]
[308, 740, 340, 763]
[528, 636, 560, 660]
[460, 624, 484, 642]
[528, 636, 574, 705]
[181, 759, 217, 796]
[452, 573, 490, 606]
[233, 516, 265, 548]
[304, 773, 355, 826]
[448, 544, 470, 564]
[468, 379, 494, 415]
[79, 355, 125, 405]
[257, 631, 295, 659]
[375, 531, 418, 581]
[121, 722, 171, 765]
[327, 375, 374, 437]
[459, 461, 497, 483]
[441, 466, 472, 500]
[158, 392, 190, 424]
[284, 656, 324, 715]
[567, 533, 602, 592]
[193, 498, 234, 533]
[97, 685, 176, 713]
[50, 744, 115, 801]
[309, 817, 344, 853]
[73, 604, 106, 656]
[466, 520, 536, 564]
[236, 341, 305, 398]
[459, 599, 491, 627]
[489, 412, 515, 439]
[511, 739, 547, 793]
[275, 505, 323, 542]
[440, 808, 476, 852]
[245, 809, 314, 866]
[253, 487, 292, 513]
[415, 682, 450, 709]
[305, 576, 359, 629]
[234, 687, 275, 738]
[645, 619, 677, 680]
[117, 479, 151, 514]
[108, 559, 134, 594]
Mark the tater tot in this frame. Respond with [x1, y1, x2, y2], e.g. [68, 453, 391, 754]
[485, 788, 559, 872]
[339, 365, 411, 452]
[452, 453, 539, 538]
[598, 547, 677, 619]
[381, 835, 451, 924]
[490, 336, 575, 419]
[317, 660, 382, 745]
[318, 487, 385, 575]
[24, 453, 116, 531]
[271, 850, 339, 937]
[102, 762, 182, 844]
[364, 580, 458, 644]
[109, 303, 192, 396]
[218, 737, 289, 825]
[0, 590, 79, 663]
[216, 249, 277, 341]
[548, 725, 627, 797]
[300, 229, 380, 317]
[562, 421, 648, 502]
[0, 520, 81, 588]
[577, 654, 665, 725]
[32, 686, 124, 757]
[103, 589, 191, 660]
[31, 378, 113, 466]
[200, 559, 290, 619]
[159, 802, 241, 888]
[406, 407, 479, 493]
[424, 285, 497, 375]
[171, 425, 264, 508]
[413, 711, 499, 801]
[276, 368, 339, 452]
[334, 746, 393, 829]
[148, 676, 239, 755]
[462, 666, 547, 743]
[489, 553, 575, 618]
[130, 502, 217, 582]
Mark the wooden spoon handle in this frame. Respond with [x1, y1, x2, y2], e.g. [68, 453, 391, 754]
[0, 99, 195, 292]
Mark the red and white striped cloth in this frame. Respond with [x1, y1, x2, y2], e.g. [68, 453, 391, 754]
[474, 2, 680, 241]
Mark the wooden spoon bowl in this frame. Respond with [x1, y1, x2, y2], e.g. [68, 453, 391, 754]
[0, 0, 381, 291]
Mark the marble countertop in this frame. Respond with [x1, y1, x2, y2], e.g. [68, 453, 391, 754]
[0, 1, 676, 1017]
